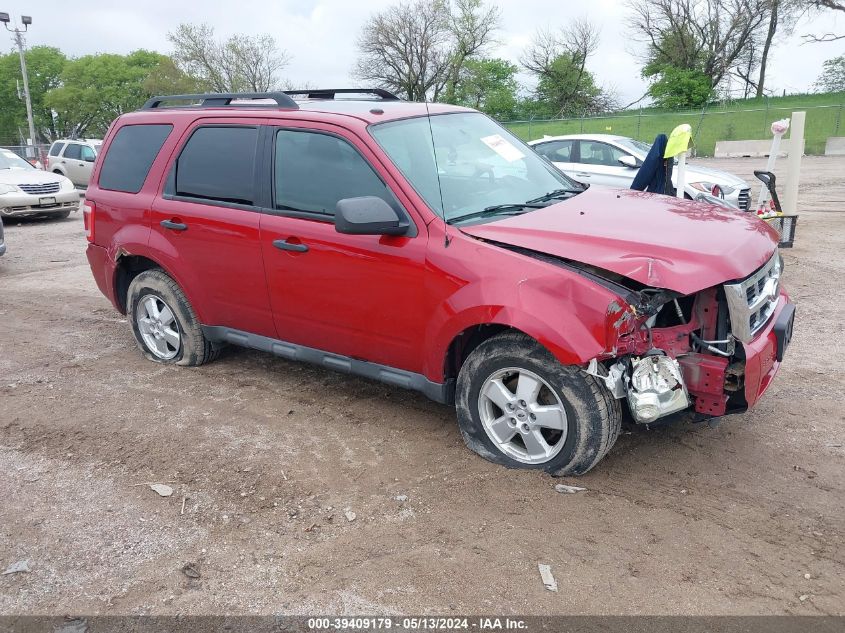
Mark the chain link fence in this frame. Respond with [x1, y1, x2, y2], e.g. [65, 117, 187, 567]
[501, 101, 845, 156]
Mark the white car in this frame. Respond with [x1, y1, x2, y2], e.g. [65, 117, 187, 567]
[47, 138, 103, 187]
[528, 134, 752, 210]
[0, 148, 80, 220]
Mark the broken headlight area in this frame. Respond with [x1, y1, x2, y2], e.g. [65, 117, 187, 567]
[592, 284, 754, 423]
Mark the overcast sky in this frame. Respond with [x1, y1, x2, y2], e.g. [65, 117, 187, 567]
[4, 0, 844, 106]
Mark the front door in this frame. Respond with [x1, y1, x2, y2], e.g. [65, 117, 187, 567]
[148, 119, 276, 338]
[61, 143, 87, 186]
[259, 123, 428, 373]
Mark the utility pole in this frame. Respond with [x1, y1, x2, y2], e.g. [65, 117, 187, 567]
[1, 13, 36, 152]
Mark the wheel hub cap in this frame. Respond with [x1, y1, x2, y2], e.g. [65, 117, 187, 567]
[136, 294, 181, 360]
[477, 367, 568, 464]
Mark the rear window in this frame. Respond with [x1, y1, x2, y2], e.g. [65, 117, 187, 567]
[174, 126, 258, 205]
[98, 124, 172, 193]
[49, 143, 65, 157]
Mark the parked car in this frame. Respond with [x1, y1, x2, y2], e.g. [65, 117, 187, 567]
[528, 134, 752, 210]
[47, 138, 103, 187]
[0, 148, 80, 220]
[84, 91, 794, 475]
[0, 216, 5, 257]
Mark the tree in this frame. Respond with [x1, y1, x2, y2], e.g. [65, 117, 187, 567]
[521, 20, 617, 116]
[441, 0, 500, 102]
[354, 0, 499, 101]
[452, 58, 518, 119]
[815, 55, 845, 91]
[44, 51, 195, 140]
[0, 46, 66, 144]
[754, 0, 802, 97]
[801, 0, 845, 42]
[168, 23, 291, 92]
[626, 0, 768, 100]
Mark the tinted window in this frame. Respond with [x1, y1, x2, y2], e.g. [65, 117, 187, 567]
[274, 130, 394, 217]
[64, 143, 82, 160]
[175, 126, 257, 205]
[99, 124, 172, 193]
[81, 145, 96, 162]
[578, 140, 625, 166]
[534, 140, 573, 162]
[49, 143, 65, 157]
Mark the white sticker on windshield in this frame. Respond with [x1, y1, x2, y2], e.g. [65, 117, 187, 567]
[480, 134, 525, 163]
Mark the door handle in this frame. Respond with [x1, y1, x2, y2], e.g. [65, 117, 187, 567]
[161, 219, 188, 231]
[273, 238, 308, 253]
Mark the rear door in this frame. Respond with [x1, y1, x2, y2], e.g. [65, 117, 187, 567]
[573, 140, 633, 188]
[258, 122, 428, 373]
[148, 118, 276, 337]
[532, 139, 578, 177]
[61, 143, 87, 185]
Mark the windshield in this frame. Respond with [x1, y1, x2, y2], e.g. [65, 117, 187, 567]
[0, 149, 35, 171]
[370, 112, 581, 223]
[615, 137, 652, 157]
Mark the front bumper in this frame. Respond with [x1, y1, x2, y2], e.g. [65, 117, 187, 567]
[0, 190, 80, 218]
[741, 292, 794, 408]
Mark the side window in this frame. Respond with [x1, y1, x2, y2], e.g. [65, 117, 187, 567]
[534, 140, 573, 163]
[80, 145, 96, 162]
[64, 143, 82, 160]
[274, 130, 395, 217]
[578, 141, 625, 167]
[175, 126, 258, 205]
[49, 143, 65, 157]
[99, 124, 173, 193]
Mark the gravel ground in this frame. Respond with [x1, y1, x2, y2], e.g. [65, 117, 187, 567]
[0, 157, 843, 615]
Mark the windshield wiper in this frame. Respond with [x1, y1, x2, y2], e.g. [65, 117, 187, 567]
[525, 188, 583, 204]
[448, 202, 545, 225]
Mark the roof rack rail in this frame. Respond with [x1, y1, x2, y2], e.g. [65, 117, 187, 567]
[283, 88, 401, 101]
[141, 92, 299, 110]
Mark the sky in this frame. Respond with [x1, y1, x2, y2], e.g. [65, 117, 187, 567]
[3, 0, 844, 106]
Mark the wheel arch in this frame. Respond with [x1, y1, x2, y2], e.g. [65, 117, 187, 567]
[113, 253, 196, 317]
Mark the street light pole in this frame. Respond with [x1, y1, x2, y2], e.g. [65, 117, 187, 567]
[1, 13, 37, 150]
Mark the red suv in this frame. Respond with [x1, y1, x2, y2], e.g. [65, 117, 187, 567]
[85, 90, 795, 475]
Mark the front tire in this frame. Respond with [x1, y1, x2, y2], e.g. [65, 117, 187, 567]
[127, 269, 219, 366]
[456, 331, 621, 476]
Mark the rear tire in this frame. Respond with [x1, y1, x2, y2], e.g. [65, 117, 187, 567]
[455, 331, 621, 476]
[127, 269, 220, 366]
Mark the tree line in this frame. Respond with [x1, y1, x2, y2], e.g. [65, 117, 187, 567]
[355, 0, 845, 116]
[0, 25, 291, 145]
[1, 1, 843, 144]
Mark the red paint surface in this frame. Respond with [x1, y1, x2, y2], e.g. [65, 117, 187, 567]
[86, 102, 789, 414]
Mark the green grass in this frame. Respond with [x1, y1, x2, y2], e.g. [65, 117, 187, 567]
[501, 92, 845, 156]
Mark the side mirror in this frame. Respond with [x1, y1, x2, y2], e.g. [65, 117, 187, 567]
[335, 196, 408, 236]
[84, 155, 95, 163]
[618, 154, 640, 169]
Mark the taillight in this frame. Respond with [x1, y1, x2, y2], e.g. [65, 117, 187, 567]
[83, 200, 95, 243]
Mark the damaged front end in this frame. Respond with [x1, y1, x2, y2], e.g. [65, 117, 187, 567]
[586, 250, 792, 424]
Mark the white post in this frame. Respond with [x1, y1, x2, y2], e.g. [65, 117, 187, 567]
[675, 152, 687, 198]
[783, 111, 805, 214]
[756, 118, 789, 212]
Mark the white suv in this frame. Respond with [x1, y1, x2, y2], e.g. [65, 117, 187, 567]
[47, 139, 103, 187]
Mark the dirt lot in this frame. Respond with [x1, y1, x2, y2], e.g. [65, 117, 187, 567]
[1, 157, 843, 616]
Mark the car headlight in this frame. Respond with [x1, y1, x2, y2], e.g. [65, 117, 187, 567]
[59, 178, 75, 191]
[0, 184, 19, 195]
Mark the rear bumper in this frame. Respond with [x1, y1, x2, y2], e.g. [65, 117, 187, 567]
[742, 292, 794, 408]
[86, 243, 120, 312]
[0, 190, 80, 218]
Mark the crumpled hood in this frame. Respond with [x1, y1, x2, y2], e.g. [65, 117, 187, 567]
[461, 186, 779, 295]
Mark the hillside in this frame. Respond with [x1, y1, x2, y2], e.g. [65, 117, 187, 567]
[502, 92, 845, 156]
